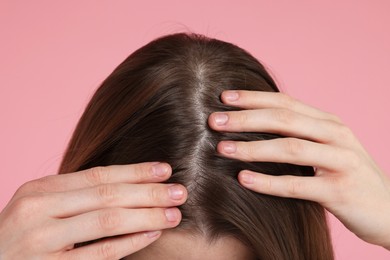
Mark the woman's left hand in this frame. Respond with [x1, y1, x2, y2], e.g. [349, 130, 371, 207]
[208, 90, 390, 250]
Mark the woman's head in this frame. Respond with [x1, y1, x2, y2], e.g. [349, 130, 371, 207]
[59, 32, 334, 259]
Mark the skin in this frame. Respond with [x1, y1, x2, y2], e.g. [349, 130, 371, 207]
[0, 90, 389, 259]
[124, 229, 256, 260]
[208, 90, 390, 250]
[0, 162, 188, 259]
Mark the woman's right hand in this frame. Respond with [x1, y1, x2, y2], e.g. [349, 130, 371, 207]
[0, 162, 187, 259]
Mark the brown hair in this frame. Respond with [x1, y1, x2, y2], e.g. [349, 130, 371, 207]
[59, 32, 334, 259]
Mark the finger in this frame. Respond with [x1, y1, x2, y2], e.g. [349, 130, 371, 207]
[64, 231, 161, 260]
[16, 162, 171, 196]
[209, 108, 352, 145]
[58, 207, 181, 247]
[217, 138, 347, 171]
[48, 183, 187, 217]
[220, 90, 341, 123]
[238, 170, 328, 203]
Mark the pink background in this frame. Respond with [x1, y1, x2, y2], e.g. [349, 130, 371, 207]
[1, 1, 389, 259]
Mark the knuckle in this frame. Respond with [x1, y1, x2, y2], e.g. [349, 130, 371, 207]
[97, 209, 121, 232]
[86, 166, 110, 185]
[12, 197, 28, 213]
[127, 233, 144, 251]
[96, 184, 117, 204]
[148, 185, 163, 204]
[237, 111, 249, 126]
[285, 177, 304, 197]
[284, 138, 303, 156]
[337, 124, 352, 138]
[133, 163, 150, 181]
[12, 195, 42, 215]
[278, 93, 296, 109]
[16, 180, 35, 195]
[262, 177, 274, 193]
[273, 108, 294, 125]
[327, 176, 352, 205]
[239, 142, 256, 161]
[343, 150, 362, 170]
[97, 241, 117, 259]
[16, 176, 50, 195]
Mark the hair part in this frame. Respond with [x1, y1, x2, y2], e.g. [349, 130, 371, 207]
[59, 32, 334, 259]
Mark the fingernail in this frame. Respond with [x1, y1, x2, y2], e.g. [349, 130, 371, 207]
[168, 185, 184, 200]
[241, 172, 254, 184]
[224, 91, 239, 102]
[152, 163, 169, 177]
[222, 142, 236, 154]
[144, 230, 161, 238]
[214, 113, 228, 126]
[165, 208, 178, 222]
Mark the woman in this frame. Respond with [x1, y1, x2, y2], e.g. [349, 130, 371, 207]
[0, 32, 389, 259]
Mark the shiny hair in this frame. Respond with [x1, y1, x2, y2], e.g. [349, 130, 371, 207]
[59, 32, 334, 259]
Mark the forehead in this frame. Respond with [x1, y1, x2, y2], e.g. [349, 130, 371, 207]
[124, 229, 256, 260]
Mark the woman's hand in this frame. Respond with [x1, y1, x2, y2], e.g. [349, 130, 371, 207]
[0, 162, 187, 259]
[208, 90, 390, 250]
